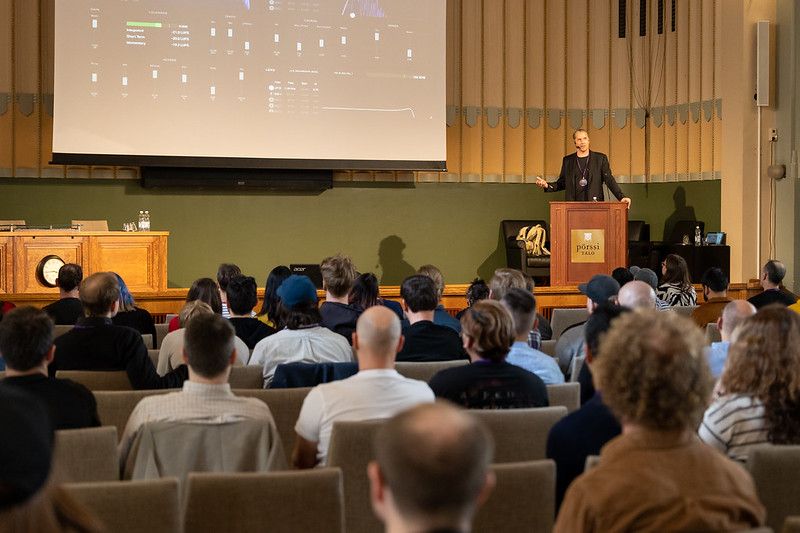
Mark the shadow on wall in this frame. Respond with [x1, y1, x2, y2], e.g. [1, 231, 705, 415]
[476, 225, 507, 282]
[662, 186, 698, 242]
[377, 235, 416, 285]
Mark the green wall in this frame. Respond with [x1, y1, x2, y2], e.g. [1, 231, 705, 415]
[0, 178, 720, 287]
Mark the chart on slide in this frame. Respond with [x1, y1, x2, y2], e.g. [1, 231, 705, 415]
[55, 0, 445, 162]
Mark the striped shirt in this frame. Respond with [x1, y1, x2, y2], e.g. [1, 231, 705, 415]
[657, 282, 697, 307]
[698, 394, 769, 462]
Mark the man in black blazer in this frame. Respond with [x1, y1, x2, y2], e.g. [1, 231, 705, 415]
[535, 129, 631, 207]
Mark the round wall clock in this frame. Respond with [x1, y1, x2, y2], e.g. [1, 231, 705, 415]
[36, 255, 65, 288]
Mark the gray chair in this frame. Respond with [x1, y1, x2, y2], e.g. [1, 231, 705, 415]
[540, 339, 557, 357]
[327, 419, 386, 533]
[52, 426, 119, 482]
[53, 324, 74, 339]
[671, 305, 698, 317]
[94, 390, 171, 440]
[705, 322, 722, 344]
[569, 355, 587, 384]
[550, 308, 589, 340]
[184, 469, 345, 533]
[147, 349, 159, 366]
[474, 460, 556, 533]
[154, 323, 169, 349]
[140, 333, 154, 350]
[547, 382, 580, 413]
[229, 366, 264, 388]
[234, 387, 312, 467]
[749, 445, 800, 531]
[395, 360, 468, 382]
[62, 478, 180, 533]
[469, 407, 568, 463]
[56, 370, 132, 391]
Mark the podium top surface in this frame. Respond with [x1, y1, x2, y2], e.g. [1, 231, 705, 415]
[0, 230, 170, 236]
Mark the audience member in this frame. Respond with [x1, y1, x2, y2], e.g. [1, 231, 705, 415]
[396, 275, 466, 362]
[349, 272, 404, 319]
[0, 307, 99, 429]
[368, 403, 496, 533]
[455, 278, 489, 320]
[555, 274, 619, 375]
[430, 300, 548, 409]
[293, 306, 434, 468]
[699, 306, 800, 461]
[319, 253, 362, 344]
[632, 267, 670, 309]
[119, 313, 285, 469]
[656, 254, 697, 306]
[488, 267, 552, 345]
[249, 275, 353, 387]
[702, 300, 755, 379]
[217, 263, 242, 319]
[748, 259, 798, 308]
[617, 280, 656, 310]
[227, 274, 275, 349]
[611, 266, 633, 287]
[52, 272, 187, 389]
[157, 300, 249, 375]
[417, 264, 461, 333]
[110, 273, 156, 339]
[554, 310, 765, 532]
[41, 263, 84, 325]
[691, 267, 732, 328]
[168, 277, 222, 332]
[0, 387, 103, 532]
[500, 288, 563, 384]
[256, 265, 290, 329]
[546, 304, 627, 507]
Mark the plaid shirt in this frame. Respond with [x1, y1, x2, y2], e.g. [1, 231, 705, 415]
[528, 328, 542, 350]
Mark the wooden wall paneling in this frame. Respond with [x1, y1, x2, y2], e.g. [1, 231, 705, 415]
[91, 234, 167, 293]
[0, 0, 12, 176]
[481, 0, 504, 182]
[712, 0, 721, 175]
[12, 0, 40, 175]
[663, 0, 677, 181]
[524, 0, 545, 180]
[699, 0, 715, 176]
[544, 0, 567, 178]
[586, 0, 611, 157]
[675, 0, 689, 179]
[687, 0, 702, 178]
[0, 236, 10, 293]
[609, 0, 631, 181]
[13, 235, 88, 294]
[39, 0, 58, 177]
[445, 0, 462, 181]
[503, 0, 525, 182]
[460, 0, 483, 181]
[627, 0, 645, 180]
[566, 0, 589, 114]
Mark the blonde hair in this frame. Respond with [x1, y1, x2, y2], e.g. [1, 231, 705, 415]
[594, 309, 711, 430]
[460, 300, 514, 362]
[417, 264, 444, 301]
[178, 300, 213, 328]
[320, 253, 357, 298]
[488, 268, 526, 300]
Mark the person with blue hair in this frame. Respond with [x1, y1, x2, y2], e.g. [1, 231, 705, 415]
[111, 272, 156, 339]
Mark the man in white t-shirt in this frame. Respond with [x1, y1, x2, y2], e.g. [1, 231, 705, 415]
[292, 305, 435, 468]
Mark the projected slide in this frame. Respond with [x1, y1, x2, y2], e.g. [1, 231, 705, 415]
[53, 0, 445, 168]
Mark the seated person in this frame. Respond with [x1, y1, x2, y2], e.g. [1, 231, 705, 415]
[631, 267, 670, 310]
[656, 254, 697, 307]
[110, 273, 156, 339]
[501, 288, 563, 384]
[748, 259, 798, 308]
[249, 275, 353, 387]
[0, 387, 103, 531]
[611, 266, 633, 287]
[292, 306, 434, 468]
[692, 267, 732, 328]
[349, 272, 404, 320]
[546, 304, 627, 507]
[226, 274, 274, 349]
[455, 278, 489, 320]
[417, 264, 461, 333]
[319, 253, 362, 344]
[430, 300, 548, 409]
[256, 266, 291, 328]
[42, 263, 84, 325]
[168, 277, 222, 332]
[52, 272, 187, 390]
[217, 263, 242, 319]
[700, 306, 800, 462]
[157, 301, 249, 375]
[488, 268, 552, 344]
[118, 312, 285, 469]
[368, 403, 496, 533]
[706, 300, 755, 379]
[0, 307, 99, 430]
[554, 310, 765, 532]
[396, 275, 466, 362]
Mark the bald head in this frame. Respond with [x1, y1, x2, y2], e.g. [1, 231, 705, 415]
[617, 280, 656, 310]
[371, 403, 494, 529]
[79, 272, 120, 316]
[354, 305, 403, 365]
[719, 300, 756, 340]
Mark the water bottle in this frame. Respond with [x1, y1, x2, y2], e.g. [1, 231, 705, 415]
[142, 210, 151, 231]
[137, 211, 145, 231]
[694, 225, 702, 246]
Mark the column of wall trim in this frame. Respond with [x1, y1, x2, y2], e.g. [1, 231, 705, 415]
[36, 0, 42, 176]
[522, 0, 527, 180]
[501, 0, 506, 182]
[10, 0, 16, 175]
[543, 0, 548, 180]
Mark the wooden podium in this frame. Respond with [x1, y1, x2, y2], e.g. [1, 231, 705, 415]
[0, 231, 168, 295]
[549, 202, 628, 286]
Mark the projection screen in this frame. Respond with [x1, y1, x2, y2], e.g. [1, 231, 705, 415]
[52, 0, 446, 170]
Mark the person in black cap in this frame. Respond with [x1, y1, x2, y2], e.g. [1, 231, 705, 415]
[554, 274, 620, 376]
[0, 387, 102, 531]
